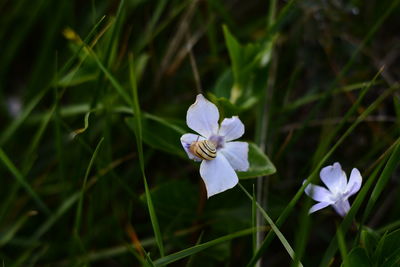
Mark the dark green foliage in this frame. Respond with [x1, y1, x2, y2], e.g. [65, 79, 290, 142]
[0, 0, 400, 266]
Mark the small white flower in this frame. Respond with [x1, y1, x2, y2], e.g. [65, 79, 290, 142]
[180, 94, 249, 198]
[304, 162, 362, 217]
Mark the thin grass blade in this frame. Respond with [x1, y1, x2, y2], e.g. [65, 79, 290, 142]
[74, 137, 104, 234]
[153, 228, 255, 266]
[129, 54, 164, 257]
[238, 184, 303, 267]
[0, 148, 50, 215]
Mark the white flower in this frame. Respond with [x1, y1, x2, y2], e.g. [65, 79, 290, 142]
[304, 162, 362, 217]
[180, 94, 249, 198]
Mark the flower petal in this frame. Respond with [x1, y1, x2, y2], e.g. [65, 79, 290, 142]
[332, 200, 350, 217]
[320, 162, 347, 194]
[220, 141, 249, 171]
[309, 202, 331, 214]
[186, 94, 219, 138]
[180, 133, 205, 162]
[218, 116, 245, 141]
[345, 168, 362, 197]
[199, 154, 238, 198]
[304, 184, 334, 203]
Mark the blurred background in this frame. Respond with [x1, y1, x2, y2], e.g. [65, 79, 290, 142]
[0, 0, 400, 266]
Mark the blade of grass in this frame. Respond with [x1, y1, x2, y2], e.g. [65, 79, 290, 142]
[238, 184, 303, 267]
[377, 220, 400, 234]
[55, 238, 156, 265]
[252, 0, 279, 263]
[0, 0, 46, 90]
[153, 228, 256, 266]
[11, 244, 48, 267]
[0, 106, 54, 222]
[353, 139, 400, 245]
[186, 232, 204, 267]
[90, 0, 125, 108]
[135, 1, 189, 54]
[252, 185, 257, 256]
[25, 0, 68, 98]
[71, 112, 92, 138]
[84, 41, 132, 105]
[144, 252, 156, 267]
[30, 192, 80, 242]
[337, 222, 348, 263]
[284, 81, 382, 111]
[0, 148, 50, 215]
[360, 141, 400, 224]
[59, 223, 214, 265]
[311, 69, 383, 167]
[129, 54, 164, 257]
[53, 52, 65, 182]
[0, 211, 36, 247]
[104, 0, 125, 67]
[23, 106, 55, 173]
[291, 197, 311, 267]
[135, 0, 168, 53]
[74, 137, 104, 234]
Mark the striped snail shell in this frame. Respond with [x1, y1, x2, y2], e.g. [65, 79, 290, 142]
[189, 140, 217, 161]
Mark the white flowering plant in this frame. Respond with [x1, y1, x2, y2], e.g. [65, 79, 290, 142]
[180, 94, 249, 197]
[304, 162, 362, 217]
[3, 2, 399, 267]
[180, 94, 275, 197]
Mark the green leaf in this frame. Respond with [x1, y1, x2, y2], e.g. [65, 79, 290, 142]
[238, 142, 276, 179]
[207, 93, 241, 117]
[375, 229, 400, 266]
[360, 227, 379, 258]
[342, 247, 371, 267]
[125, 116, 186, 158]
[222, 25, 260, 104]
[213, 70, 233, 99]
[222, 24, 242, 90]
